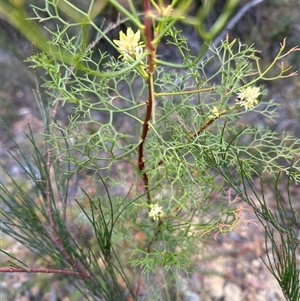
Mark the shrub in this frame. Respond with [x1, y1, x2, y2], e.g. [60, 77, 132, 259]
[1, 1, 299, 300]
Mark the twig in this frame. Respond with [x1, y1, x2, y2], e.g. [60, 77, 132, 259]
[0, 267, 91, 279]
[194, 118, 215, 137]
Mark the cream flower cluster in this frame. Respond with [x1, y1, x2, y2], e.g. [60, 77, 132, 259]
[236, 87, 260, 110]
[149, 203, 164, 221]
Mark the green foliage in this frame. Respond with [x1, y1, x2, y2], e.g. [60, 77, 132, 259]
[210, 157, 300, 301]
[262, 177, 300, 301]
[1, 0, 299, 300]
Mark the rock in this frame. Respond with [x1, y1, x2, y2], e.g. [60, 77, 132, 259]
[224, 282, 242, 301]
[203, 275, 225, 299]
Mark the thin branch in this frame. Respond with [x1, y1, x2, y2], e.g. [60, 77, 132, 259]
[0, 267, 91, 279]
[193, 110, 227, 137]
[155, 87, 214, 97]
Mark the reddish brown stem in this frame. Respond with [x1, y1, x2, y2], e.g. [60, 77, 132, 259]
[194, 109, 228, 137]
[138, 0, 156, 204]
[138, 91, 153, 203]
[193, 118, 215, 137]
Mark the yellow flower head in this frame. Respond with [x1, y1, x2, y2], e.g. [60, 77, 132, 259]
[149, 203, 164, 221]
[113, 28, 144, 62]
[236, 87, 260, 110]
